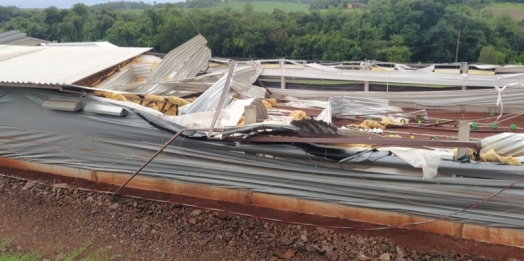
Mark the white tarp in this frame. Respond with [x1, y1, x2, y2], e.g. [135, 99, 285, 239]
[166, 98, 255, 129]
[379, 147, 441, 179]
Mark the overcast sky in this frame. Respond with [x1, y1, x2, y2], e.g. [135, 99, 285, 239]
[0, 0, 183, 9]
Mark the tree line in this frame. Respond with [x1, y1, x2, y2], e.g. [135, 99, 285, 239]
[0, 0, 523, 64]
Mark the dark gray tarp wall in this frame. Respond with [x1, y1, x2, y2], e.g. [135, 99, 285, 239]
[0, 87, 523, 229]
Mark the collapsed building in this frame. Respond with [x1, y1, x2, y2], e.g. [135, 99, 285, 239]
[1, 35, 524, 248]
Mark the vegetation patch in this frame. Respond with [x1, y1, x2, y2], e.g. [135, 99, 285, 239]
[196, 2, 309, 12]
[1, 0, 524, 64]
[0, 239, 119, 261]
[484, 2, 524, 20]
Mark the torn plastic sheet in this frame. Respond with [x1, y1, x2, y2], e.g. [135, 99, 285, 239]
[378, 147, 441, 180]
[166, 98, 261, 129]
[166, 109, 243, 129]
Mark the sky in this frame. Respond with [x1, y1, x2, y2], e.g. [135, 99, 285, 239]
[0, 0, 183, 9]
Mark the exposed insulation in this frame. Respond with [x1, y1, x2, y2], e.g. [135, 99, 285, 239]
[481, 149, 522, 166]
[92, 91, 191, 116]
[289, 110, 309, 121]
[386, 133, 402, 138]
[93, 90, 127, 102]
[349, 120, 385, 130]
[164, 105, 178, 116]
[265, 98, 277, 106]
[237, 116, 245, 126]
[151, 61, 159, 70]
[450, 148, 521, 166]
[168, 96, 190, 106]
[262, 99, 273, 109]
[381, 117, 402, 126]
[90, 56, 148, 88]
[144, 94, 165, 103]
[122, 94, 141, 104]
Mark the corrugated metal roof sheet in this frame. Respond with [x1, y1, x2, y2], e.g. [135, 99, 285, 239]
[139, 35, 211, 94]
[0, 30, 49, 46]
[42, 42, 118, 47]
[0, 45, 151, 85]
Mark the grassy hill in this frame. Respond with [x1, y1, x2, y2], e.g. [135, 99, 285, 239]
[484, 2, 524, 21]
[196, 2, 309, 12]
[120, 2, 309, 14]
[122, 1, 524, 18]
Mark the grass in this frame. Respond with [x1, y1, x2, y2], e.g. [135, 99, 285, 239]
[198, 2, 309, 12]
[0, 239, 120, 261]
[121, 1, 309, 14]
[484, 2, 524, 21]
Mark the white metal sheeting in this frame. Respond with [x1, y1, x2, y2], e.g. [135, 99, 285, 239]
[139, 35, 211, 94]
[260, 61, 524, 87]
[97, 63, 153, 90]
[0, 45, 151, 85]
[482, 133, 524, 157]
[269, 88, 524, 108]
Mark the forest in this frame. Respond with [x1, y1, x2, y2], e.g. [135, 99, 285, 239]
[0, 0, 523, 64]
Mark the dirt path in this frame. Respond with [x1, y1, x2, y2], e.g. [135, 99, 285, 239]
[0, 167, 523, 261]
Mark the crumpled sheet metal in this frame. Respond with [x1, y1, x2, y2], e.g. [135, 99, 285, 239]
[104, 72, 222, 95]
[260, 61, 524, 87]
[178, 73, 235, 115]
[481, 133, 524, 157]
[97, 63, 153, 90]
[1, 87, 524, 229]
[96, 36, 263, 98]
[146, 35, 210, 84]
[329, 96, 397, 117]
[178, 63, 267, 115]
[270, 88, 524, 108]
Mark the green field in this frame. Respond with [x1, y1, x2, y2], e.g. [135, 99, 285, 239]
[197, 2, 309, 12]
[120, 2, 309, 14]
[484, 3, 524, 21]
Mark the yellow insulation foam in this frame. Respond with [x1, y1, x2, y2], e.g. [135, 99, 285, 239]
[450, 148, 521, 166]
[92, 91, 193, 116]
[262, 99, 273, 109]
[289, 110, 309, 121]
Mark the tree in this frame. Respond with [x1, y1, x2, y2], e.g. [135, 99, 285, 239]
[478, 45, 506, 64]
[242, 3, 254, 16]
[57, 4, 90, 42]
[376, 35, 412, 62]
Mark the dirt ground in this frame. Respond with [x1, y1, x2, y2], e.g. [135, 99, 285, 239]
[1, 166, 524, 261]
